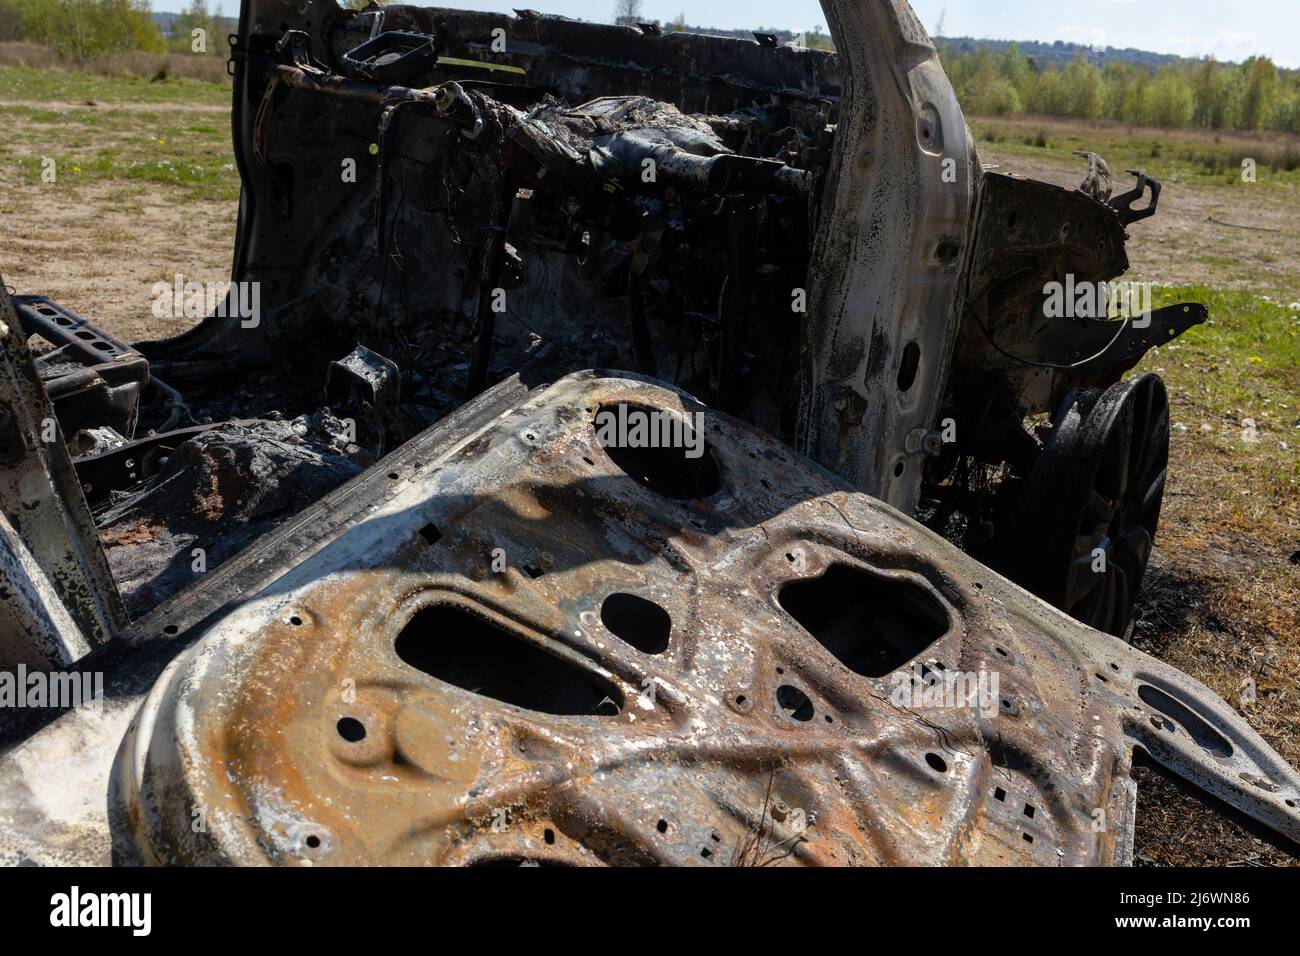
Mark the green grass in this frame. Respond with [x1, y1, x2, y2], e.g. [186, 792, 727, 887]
[0, 64, 230, 107]
[1147, 285, 1300, 449]
[2, 100, 238, 202]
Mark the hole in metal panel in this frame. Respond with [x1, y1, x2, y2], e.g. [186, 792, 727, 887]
[778, 564, 949, 678]
[776, 684, 814, 722]
[599, 592, 671, 655]
[336, 717, 367, 742]
[395, 604, 623, 717]
[896, 341, 921, 391]
[595, 402, 721, 500]
[1137, 684, 1233, 759]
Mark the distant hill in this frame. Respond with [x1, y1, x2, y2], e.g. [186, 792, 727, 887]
[935, 36, 1186, 70]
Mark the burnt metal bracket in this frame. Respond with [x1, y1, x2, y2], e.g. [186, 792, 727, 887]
[1109, 170, 1161, 226]
[1070, 302, 1208, 381]
[0, 286, 129, 667]
[10, 295, 151, 442]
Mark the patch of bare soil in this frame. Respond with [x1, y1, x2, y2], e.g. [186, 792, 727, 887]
[1, 180, 235, 341]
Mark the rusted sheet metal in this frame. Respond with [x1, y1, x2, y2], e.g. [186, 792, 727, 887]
[798, 0, 977, 511]
[0, 284, 128, 667]
[108, 372, 1300, 866]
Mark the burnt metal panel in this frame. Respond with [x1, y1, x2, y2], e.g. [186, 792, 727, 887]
[798, 0, 978, 511]
[88, 372, 1297, 866]
[0, 284, 128, 667]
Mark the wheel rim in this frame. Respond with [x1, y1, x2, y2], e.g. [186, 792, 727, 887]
[1015, 374, 1169, 637]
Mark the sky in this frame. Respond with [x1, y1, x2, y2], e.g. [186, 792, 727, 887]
[149, 0, 1300, 69]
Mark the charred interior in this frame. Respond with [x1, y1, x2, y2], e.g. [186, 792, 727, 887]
[7, 5, 1201, 633]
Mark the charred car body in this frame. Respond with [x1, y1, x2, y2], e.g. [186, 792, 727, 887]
[1, 0, 1296, 866]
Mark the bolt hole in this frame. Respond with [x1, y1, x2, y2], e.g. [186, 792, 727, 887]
[600, 592, 671, 655]
[336, 717, 367, 742]
[925, 752, 948, 773]
[543, 828, 555, 845]
[657, 819, 669, 833]
[776, 684, 815, 722]
[305, 835, 321, 849]
[896, 341, 921, 392]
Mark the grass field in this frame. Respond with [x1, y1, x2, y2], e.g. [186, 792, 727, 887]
[0, 66, 236, 342]
[0, 66, 1296, 865]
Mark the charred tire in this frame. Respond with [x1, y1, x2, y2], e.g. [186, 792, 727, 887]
[1009, 373, 1170, 638]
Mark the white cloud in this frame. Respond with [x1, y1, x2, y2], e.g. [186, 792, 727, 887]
[1165, 30, 1258, 50]
[1059, 24, 1108, 47]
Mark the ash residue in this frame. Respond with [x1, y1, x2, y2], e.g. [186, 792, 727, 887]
[98, 413, 366, 616]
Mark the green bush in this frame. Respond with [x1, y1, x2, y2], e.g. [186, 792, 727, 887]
[0, 0, 164, 61]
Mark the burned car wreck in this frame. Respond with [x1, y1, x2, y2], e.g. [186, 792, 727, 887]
[1, 0, 1297, 866]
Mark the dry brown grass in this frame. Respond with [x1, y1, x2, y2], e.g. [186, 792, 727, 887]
[0, 41, 230, 85]
[978, 111, 1300, 158]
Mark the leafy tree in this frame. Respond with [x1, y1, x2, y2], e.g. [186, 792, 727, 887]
[1142, 67, 1194, 127]
[613, 0, 642, 26]
[1191, 59, 1230, 129]
[171, 0, 228, 57]
[802, 26, 834, 51]
[1063, 57, 1102, 118]
[1238, 56, 1279, 130]
[12, 0, 163, 61]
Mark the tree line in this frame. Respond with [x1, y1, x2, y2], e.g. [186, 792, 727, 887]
[941, 44, 1300, 134]
[0, 0, 229, 62]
